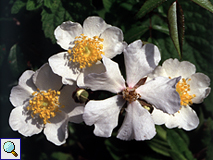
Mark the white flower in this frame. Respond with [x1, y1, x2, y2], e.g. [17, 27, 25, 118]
[82, 40, 181, 140]
[48, 16, 127, 86]
[149, 58, 211, 131]
[9, 63, 84, 145]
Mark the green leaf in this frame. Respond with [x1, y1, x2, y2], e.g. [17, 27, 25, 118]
[135, 0, 166, 19]
[191, 0, 213, 13]
[8, 44, 27, 78]
[26, 0, 42, 10]
[44, 0, 53, 8]
[0, 45, 6, 67]
[41, 0, 73, 43]
[102, 0, 113, 12]
[11, 0, 26, 14]
[51, 152, 74, 160]
[168, 150, 188, 160]
[152, 24, 169, 35]
[167, 129, 196, 160]
[168, 1, 185, 59]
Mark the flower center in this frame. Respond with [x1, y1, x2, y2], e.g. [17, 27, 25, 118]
[27, 88, 64, 124]
[68, 34, 105, 69]
[176, 78, 196, 106]
[122, 87, 141, 103]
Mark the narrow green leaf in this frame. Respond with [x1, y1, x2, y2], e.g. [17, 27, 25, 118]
[167, 130, 196, 160]
[191, 0, 213, 13]
[152, 25, 169, 35]
[168, 1, 185, 59]
[147, 140, 171, 157]
[102, 0, 113, 12]
[8, 44, 27, 78]
[26, 0, 42, 10]
[11, 0, 26, 14]
[169, 150, 188, 160]
[135, 0, 166, 19]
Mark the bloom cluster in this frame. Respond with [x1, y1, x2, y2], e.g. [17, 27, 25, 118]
[9, 16, 211, 145]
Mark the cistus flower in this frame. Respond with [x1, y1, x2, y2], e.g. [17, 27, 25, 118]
[149, 58, 211, 131]
[9, 63, 84, 145]
[82, 40, 181, 140]
[48, 16, 126, 86]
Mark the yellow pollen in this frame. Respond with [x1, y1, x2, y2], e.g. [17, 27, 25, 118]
[176, 78, 196, 106]
[122, 87, 141, 103]
[27, 88, 64, 124]
[68, 34, 105, 69]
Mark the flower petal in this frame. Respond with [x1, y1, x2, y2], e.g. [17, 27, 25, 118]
[48, 52, 80, 85]
[162, 58, 196, 79]
[44, 111, 69, 146]
[77, 62, 106, 88]
[54, 21, 83, 50]
[188, 73, 211, 103]
[84, 55, 126, 93]
[83, 16, 111, 38]
[33, 63, 63, 91]
[83, 95, 125, 137]
[9, 106, 43, 136]
[124, 40, 161, 88]
[59, 85, 84, 123]
[136, 76, 181, 114]
[100, 26, 127, 59]
[117, 101, 156, 140]
[10, 70, 36, 107]
[152, 105, 199, 131]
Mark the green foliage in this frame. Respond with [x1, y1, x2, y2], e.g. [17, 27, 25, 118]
[191, 0, 213, 13]
[168, 1, 184, 59]
[11, 0, 26, 14]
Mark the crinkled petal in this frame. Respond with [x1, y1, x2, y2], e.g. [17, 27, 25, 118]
[48, 52, 80, 85]
[44, 111, 68, 146]
[83, 16, 111, 38]
[33, 63, 63, 91]
[84, 55, 126, 93]
[124, 40, 161, 88]
[77, 61, 106, 88]
[83, 95, 125, 137]
[100, 26, 127, 59]
[162, 58, 196, 79]
[9, 106, 43, 136]
[59, 85, 84, 123]
[117, 101, 156, 141]
[188, 73, 211, 103]
[54, 21, 83, 50]
[10, 70, 36, 107]
[136, 76, 181, 114]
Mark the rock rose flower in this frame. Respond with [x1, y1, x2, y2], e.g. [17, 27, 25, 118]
[9, 63, 84, 145]
[49, 16, 126, 86]
[82, 40, 181, 140]
[149, 58, 211, 131]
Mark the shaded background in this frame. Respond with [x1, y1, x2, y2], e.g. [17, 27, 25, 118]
[0, 0, 213, 159]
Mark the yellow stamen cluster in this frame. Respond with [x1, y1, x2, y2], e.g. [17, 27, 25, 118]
[176, 78, 196, 106]
[68, 34, 105, 69]
[122, 87, 141, 103]
[27, 89, 64, 124]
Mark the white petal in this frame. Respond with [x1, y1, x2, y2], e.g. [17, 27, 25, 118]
[151, 107, 170, 125]
[83, 16, 111, 38]
[188, 73, 211, 103]
[9, 106, 43, 136]
[10, 70, 36, 107]
[100, 26, 127, 59]
[117, 101, 156, 141]
[33, 63, 63, 91]
[48, 52, 80, 85]
[148, 66, 168, 79]
[59, 85, 84, 123]
[137, 77, 181, 114]
[84, 56, 126, 93]
[83, 95, 125, 137]
[54, 21, 83, 50]
[43, 111, 69, 146]
[77, 62, 106, 88]
[165, 105, 199, 131]
[162, 58, 196, 79]
[124, 40, 161, 88]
